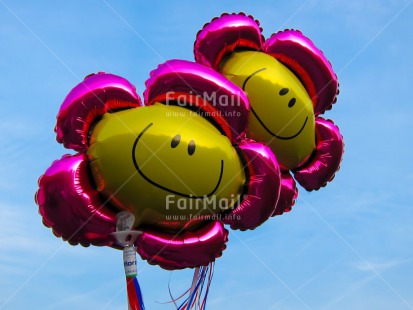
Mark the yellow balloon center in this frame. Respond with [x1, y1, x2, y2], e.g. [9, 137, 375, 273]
[220, 51, 316, 170]
[87, 104, 245, 232]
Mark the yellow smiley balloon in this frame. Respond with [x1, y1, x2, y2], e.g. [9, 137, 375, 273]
[220, 51, 316, 170]
[87, 104, 245, 232]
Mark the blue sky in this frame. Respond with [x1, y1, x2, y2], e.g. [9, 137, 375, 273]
[1, 0, 413, 309]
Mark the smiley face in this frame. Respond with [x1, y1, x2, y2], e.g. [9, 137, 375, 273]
[131, 122, 224, 199]
[87, 104, 245, 231]
[220, 51, 316, 170]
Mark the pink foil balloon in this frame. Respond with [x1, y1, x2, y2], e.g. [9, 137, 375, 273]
[137, 221, 228, 270]
[37, 65, 283, 270]
[144, 59, 250, 143]
[293, 118, 344, 191]
[223, 141, 281, 231]
[194, 13, 263, 71]
[194, 13, 344, 212]
[263, 30, 338, 115]
[36, 153, 117, 247]
[272, 172, 298, 216]
[55, 73, 142, 152]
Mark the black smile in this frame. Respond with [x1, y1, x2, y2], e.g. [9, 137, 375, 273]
[251, 108, 308, 140]
[242, 67, 308, 140]
[131, 123, 224, 198]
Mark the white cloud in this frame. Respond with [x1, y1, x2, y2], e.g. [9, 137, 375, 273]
[353, 259, 408, 272]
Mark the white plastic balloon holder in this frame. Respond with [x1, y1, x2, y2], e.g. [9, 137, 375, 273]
[111, 211, 142, 247]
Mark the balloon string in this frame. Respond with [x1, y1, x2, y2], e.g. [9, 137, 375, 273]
[173, 262, 214, 310]
[201, 265, 214, 308]
[126, 276, 145, 310]
[187, 267, 200, 308]
[134, 277, 145, 310]
[127, 277, 139, 309]
[166, 272, 191, 308]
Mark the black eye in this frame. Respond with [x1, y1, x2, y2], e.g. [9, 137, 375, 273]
[171, 134, 181, 148]
[279, 88, 289, 96]
[288, 98, 296, 108]
[188, 140, 196, 155]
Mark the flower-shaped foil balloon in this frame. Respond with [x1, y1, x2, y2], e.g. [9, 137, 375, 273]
[35, 60, 282, 270]
[194, 13, 344, 215]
